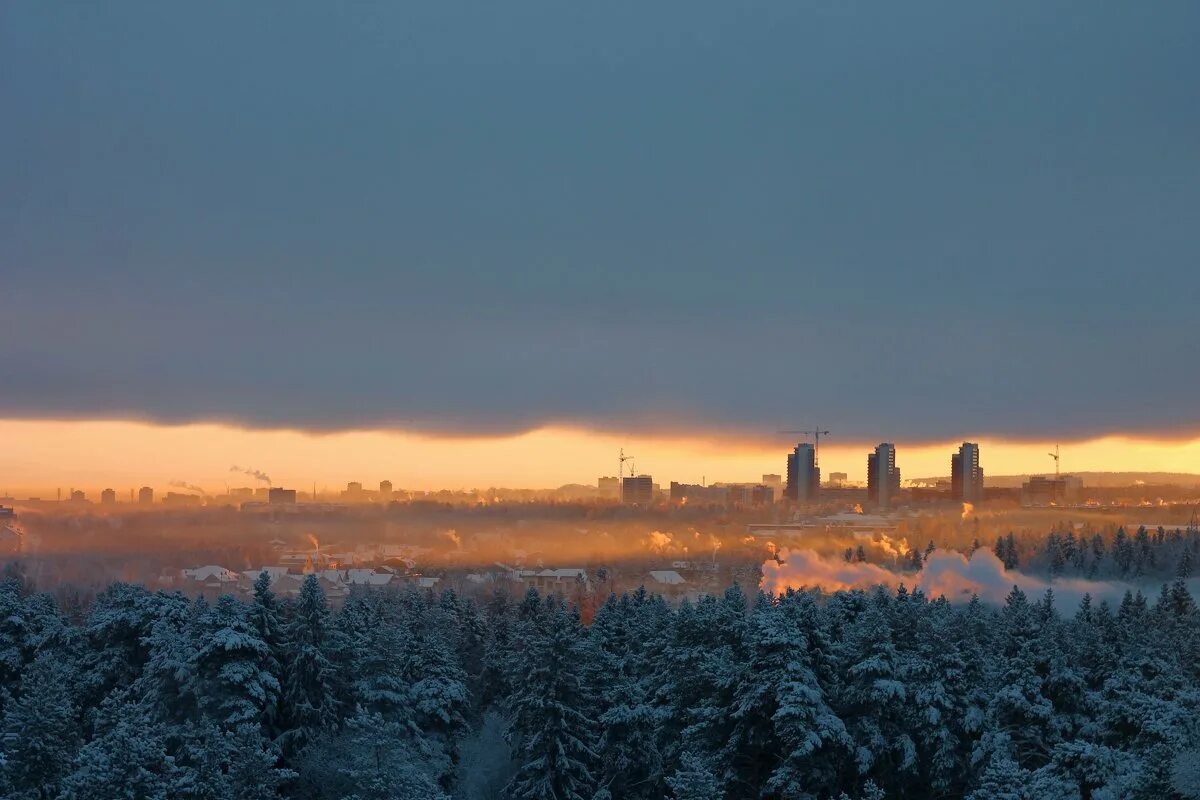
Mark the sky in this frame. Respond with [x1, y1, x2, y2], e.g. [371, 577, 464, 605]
[2, 2, 1200, 486]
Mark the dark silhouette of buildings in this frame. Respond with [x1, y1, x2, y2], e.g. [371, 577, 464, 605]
[268, 487, 298, 505]
[621, 475, 654, 505]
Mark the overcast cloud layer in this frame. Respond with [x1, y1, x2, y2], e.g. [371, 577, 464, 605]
[2, 2, 1199, 439]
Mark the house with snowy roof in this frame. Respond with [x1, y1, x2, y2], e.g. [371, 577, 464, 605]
[509, 567, 590, 595]
[647, 570, 689, 600]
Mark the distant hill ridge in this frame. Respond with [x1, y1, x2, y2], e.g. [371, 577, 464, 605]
[909, 471, 1200, 489]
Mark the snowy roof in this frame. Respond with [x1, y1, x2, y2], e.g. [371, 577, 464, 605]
[242, 566, 290, 581]
[345, 569, 394, 586]
[535, 568, 588, 580]
[649, 570, 686, 585]
[182, 566, 239, 583]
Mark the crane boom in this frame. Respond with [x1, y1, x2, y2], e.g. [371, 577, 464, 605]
[778, 428, 832, 465]
[618, 448, 635, 480]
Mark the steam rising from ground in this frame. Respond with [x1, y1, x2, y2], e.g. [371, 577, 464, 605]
[646, 531, 673, 553]
[762, 547, 1144, 608]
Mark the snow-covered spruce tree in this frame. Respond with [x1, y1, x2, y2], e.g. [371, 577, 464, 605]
[135, 593, 203, 727]
[0, 575, 29, 709]
[890, 590, 975, 796]
[400, 587, 471, 788]
[480, 589, 517, 708]
[296, 710, 448, 800]
[279, 574, 346, 755]
[758, 592, 854, 796]
[965, 753, 1035, 800]
[78, 584, 186, 728]
[248, 570, 286, 734]
[223, 723, 295, 800]
[0, 650, 80, 799]
[835, 593, 915, 787]
[340, 588, 415, 720]
[505, 598, 598, 800]
[191, 593, 280, 729]
[656, 584, 749, 777]
[58, 698, 180, 800]
[973, 586, 1058, 772]
[666, 750, 724, 800]
[591, 592, 666, 800]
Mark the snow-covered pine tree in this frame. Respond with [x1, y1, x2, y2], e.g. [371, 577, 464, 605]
[279, 574, 346, 755]
[505, 599, 598, 800]
[248, 570, 286, 734]
[192, 593, 280, 729]
[836, 598, 914, 785]
[762, 593, 851, 798]
[591, 592, 665, 800]
[58, 699, 180, 800]
[0, 650, 80, 799]
[297, 710, 448, 800]
[666, 751, 724, 800]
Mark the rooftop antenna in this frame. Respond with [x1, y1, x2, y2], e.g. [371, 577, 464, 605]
[778, 428, 832, 465]
[1049, 443, 1060, 479]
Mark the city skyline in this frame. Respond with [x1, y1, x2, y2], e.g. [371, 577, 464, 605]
[4, 417, 1200, 496]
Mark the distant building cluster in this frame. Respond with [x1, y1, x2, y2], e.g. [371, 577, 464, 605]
[12, 438, 1103, 515]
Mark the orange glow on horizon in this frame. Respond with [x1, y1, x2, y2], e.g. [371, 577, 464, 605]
[0, 418, 1198, 497]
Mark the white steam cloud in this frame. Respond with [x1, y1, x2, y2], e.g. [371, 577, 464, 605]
[762, 548, 1149, 609]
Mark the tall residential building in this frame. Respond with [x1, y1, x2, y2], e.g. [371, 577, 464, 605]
[785, 443, 819, 503]
[379, 480, 393, 501]
[598, 476, 621, 499]
[951, 442, 984, 503]
[138, 486, 154, 505]
[101, 488, 117, 505]
[866, 443, 901, 508]
[621, 475, 654, 505]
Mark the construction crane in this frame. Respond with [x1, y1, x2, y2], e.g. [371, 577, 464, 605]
[618, 448, 635, 479]
[778, 428, 831, 465]
[1048, 444, 1060, 478]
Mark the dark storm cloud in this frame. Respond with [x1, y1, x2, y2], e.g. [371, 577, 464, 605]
[2, 2, 1198, 440]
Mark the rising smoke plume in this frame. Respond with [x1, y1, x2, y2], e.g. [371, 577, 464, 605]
[230, 465, 271, 485]
[168, 480, 205, 494]
[762, 547, 1147, 609]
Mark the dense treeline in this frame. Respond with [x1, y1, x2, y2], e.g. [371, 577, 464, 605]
[1, 565, 1199, 799]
